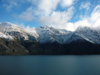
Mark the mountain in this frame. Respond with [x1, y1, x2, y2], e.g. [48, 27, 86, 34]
[0, 38, 29, 55]
[0, 22, 35, 41]
[34, 26, 100, 44]
[35, 26, 73, 44]
[0, 32, 12, 40]
[1, 22, 100, 44]
[65, 26, 100, 44]
[73, 27, 100, 43]
[0, 22, 100, 55]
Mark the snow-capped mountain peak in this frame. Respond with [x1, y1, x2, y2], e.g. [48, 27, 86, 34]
[0, 22, 100, 44]
[74, 26, 100, 44]
[0, 22, 22, 32]
[35, 26, 72, 44]
[0, 23, 29, 40]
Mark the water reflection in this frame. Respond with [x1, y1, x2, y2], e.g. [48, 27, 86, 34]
[0, 55, 100, 75]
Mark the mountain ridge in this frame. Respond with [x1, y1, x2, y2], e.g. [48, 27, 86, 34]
[0, 22, 100, 44]
[0, 22, 100, 55]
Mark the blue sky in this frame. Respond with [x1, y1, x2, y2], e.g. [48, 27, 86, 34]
[0, 0, 100, 31]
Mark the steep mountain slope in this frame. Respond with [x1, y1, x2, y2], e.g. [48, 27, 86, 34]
[0, 32, 12, 40]
[0, 38, 29, 55]
[0, 22, 100, 45]
[0, 23, 30, 40]
[35, 26, 72, 44]
[65, 26, 100, 44]
[0, 22, 100, 55]
[74, 27, 100, 44]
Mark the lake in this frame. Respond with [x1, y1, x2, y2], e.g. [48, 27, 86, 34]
[0, 55, 100, 75]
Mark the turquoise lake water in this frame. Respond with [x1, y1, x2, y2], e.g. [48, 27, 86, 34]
[0, 55, 100, 75]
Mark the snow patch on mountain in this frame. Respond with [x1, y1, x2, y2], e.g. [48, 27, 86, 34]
[24, 26, 39, 39]
[35, 26, 72, 44]
[0, 22, 22, 32]
[0, 22, 100, 44]
[0, 32, 13, 40]
[75, 26, 100, 44]
[0, 23, 29, 40]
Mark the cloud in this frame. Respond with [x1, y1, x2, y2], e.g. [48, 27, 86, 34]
[37, 0, 60, 16]
[3, 0, 100, 31]
[2, 0, 18, 11]
[60, 0, 75, 8]
[1, 0, 31, 11]
[19, 7, 35, 21]
[38, 5, 100, 31]
[90, 5, 100, 28]
[67, 5, 100, 31]
[80, 2, 91, 10]
[36, 0, 75, 16]
[17, 0, 75, 22]
[39, 6, 75, 27]
[39, 5, 100, 31]
[26, 0, 75, 16]
[18, 0, 100, 31]
[17, 0, 74, 22]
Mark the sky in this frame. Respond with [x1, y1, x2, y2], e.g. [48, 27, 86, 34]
[0, 0, 100, 31]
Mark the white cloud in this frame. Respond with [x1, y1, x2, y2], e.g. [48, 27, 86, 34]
[19, 7, 35, 21]
[2, 0, 18, 11]
[1, 0, 33, 11]
[90, 5, 100, 28]
[37, 0, 60, 16]
[39, 6, 75, 27]
[1, 0, 32, 11]
[2, 0, 75, 12]
[18, 0, 75, 22]
[39, 5, 100, 31]
[36, 0, 75, 16]
[60, 0, 75, 8]
[2, 0, 100, 31]
[80, 2, 91, 10]
[38, 4, 99, 32]
[67, 5, 100, 31]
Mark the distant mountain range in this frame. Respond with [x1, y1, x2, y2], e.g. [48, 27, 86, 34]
[0, 22, 100, 55]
